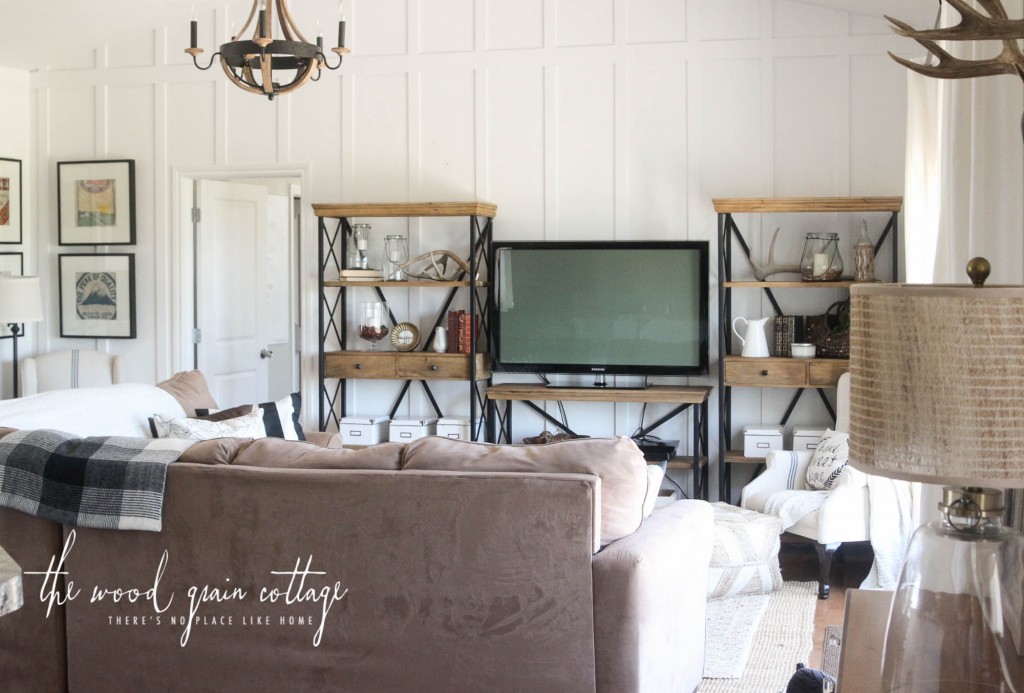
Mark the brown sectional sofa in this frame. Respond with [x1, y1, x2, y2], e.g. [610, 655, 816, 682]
[0, 380, 713, 693]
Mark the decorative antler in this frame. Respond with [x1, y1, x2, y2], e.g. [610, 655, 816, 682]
[886, 0, 1024, 82]
[749, 227, 801, 281]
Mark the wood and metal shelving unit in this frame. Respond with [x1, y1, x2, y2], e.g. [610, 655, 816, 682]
[314, 202, 496, 438]
[487, 383, 712, 500]
[714, 196, 902, 501]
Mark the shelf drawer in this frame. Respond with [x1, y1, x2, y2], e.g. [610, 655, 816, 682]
[725, 359, 808, 387]
[808, 360, 848, 387]
[324, 352, 397, 379]
[326, 351, 492, 381]
[396, 354, 491, 380]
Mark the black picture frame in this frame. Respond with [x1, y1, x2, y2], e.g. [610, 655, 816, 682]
[57, 160, 136, 245]
[0, 158, 22, 244]
[58, 253, 137, 339]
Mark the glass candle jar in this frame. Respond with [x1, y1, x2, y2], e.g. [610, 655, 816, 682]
[800, 232, 843, 282]
[853, 222, 875, 283]
[348, 223, 371, 269]
[382, 234, 409, 281]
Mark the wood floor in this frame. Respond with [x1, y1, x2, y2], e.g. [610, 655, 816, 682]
[777, 537, 875, 670]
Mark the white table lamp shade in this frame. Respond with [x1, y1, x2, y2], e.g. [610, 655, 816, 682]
[0, 276, 43, 325]
[848, 282, 1024, 488]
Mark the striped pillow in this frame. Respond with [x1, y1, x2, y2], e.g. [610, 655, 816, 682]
[197, 393, 305, 441]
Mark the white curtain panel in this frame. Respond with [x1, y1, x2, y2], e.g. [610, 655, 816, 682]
[902, 0, 1024, 529]
[904, 1, 1024, 285]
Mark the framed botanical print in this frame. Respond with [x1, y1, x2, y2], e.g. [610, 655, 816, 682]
[0, 251, 24, 338]
[58, 253, 136, 339]
[57, 160, 136, 245]
[0, 158, 22, 244]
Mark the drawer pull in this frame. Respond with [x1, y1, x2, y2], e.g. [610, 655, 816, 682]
[761, 370, 768, 376]
[430, 365, 438, 371]
[355, 363, 363, 370]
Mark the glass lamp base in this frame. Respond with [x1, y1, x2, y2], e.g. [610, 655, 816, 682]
[882, 513, 1024, 692]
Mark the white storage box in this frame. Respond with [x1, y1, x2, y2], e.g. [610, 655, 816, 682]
[390, 417, 438, 441]
[340, 416, 390, 446]
[436, 417, 479, 441]
[792, 428, 827, 453]
[743, 425, 784, 458]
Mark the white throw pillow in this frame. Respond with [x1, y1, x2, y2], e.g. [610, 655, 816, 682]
[804, 429, 849, 490]
[643, 463, 666, 517]
[152, 410, 267, 442]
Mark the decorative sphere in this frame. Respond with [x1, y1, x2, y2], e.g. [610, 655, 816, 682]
[966, 257, 991, 287]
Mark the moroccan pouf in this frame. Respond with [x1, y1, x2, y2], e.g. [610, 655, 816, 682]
[707, 502, 783, 600]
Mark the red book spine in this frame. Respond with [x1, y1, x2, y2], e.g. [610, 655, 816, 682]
[460, 311, 471, 354]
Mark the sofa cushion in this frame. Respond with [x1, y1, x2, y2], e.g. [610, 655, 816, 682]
[304, 430, 343, 448]
[232, 437, 405, 470]
[155, 370, 218, 417]
[402, 435, 648, 546]
[197, 393, 305, 441]
[177, 437, 251, 465]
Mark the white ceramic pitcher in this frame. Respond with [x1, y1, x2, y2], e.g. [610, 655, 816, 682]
[732, 317, 770, 358]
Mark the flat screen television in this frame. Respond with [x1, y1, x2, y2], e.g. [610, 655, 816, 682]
[492, 241, 710, 382]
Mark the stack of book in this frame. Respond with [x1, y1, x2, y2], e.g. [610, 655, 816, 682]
[773, 315, 806, 357]
[445, 310, 479, 355]
[340, 268, 382, 281]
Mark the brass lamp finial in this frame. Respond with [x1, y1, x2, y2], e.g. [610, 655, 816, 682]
[967, 257, 991, 287]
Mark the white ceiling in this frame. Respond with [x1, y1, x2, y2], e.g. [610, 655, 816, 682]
[0, 0, 938, 73]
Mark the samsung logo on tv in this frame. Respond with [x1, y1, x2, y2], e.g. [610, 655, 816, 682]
[590, 367, 606, 372]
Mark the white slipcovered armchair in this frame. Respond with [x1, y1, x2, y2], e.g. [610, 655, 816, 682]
[740, 372, 869, 599]
[19, 349, 125, 396]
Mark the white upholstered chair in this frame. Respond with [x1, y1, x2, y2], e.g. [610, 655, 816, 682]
[19, 349, 125, 396]
[740, 372, 870, 599]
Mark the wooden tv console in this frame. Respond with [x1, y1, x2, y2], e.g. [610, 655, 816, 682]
[486, 383, 712, 500]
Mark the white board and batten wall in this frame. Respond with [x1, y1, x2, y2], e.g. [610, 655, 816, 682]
[17, 0, 911, 500]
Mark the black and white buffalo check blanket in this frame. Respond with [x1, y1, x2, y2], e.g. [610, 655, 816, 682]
[0, 429, 184, 532]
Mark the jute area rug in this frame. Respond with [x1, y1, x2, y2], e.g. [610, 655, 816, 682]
[699, 581, 818, 693]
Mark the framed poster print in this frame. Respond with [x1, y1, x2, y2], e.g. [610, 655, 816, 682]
[0, 158, 22, 244]
[57, 160, 136, 245]
[0, 252, 24, 338]
[58, 254, 136, 339]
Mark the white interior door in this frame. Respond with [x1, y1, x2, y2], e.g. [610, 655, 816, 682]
[265, 193, 293, 400]
[196, 179, 270, 406]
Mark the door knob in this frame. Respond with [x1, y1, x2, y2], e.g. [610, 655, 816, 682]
[260, 349, 274, 359]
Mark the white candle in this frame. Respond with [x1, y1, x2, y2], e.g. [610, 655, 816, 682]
[813, 253, 829, 277]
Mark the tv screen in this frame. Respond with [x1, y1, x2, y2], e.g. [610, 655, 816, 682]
[492, 241, 709, 378]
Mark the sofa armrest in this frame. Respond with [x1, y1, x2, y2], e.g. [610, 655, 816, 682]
[741, 450, 812, 510]
[593, 499, 713, 693]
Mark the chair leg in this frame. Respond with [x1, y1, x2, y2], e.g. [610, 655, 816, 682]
[813, 542, 838, 599]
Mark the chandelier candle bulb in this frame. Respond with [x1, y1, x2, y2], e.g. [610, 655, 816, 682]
[339, 19, 346, 48]
[190, 19, 198, 49]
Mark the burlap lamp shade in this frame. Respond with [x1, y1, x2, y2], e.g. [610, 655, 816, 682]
[848, 282, 1024, 488]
